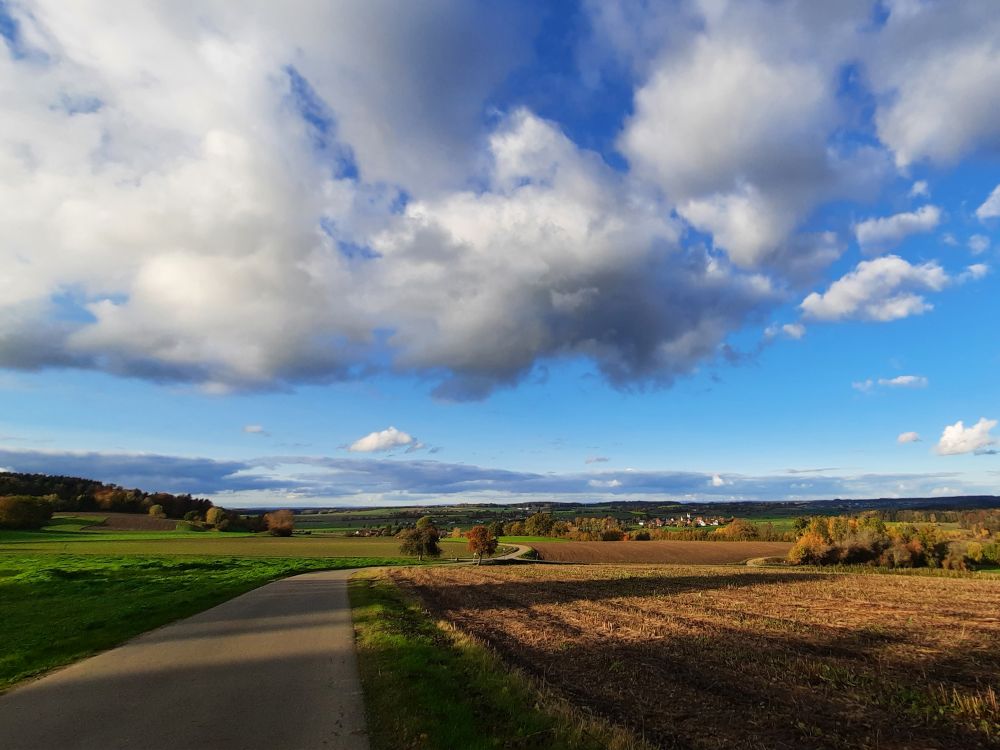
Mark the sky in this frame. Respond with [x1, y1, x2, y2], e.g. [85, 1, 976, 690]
[0, 0, 998, 507]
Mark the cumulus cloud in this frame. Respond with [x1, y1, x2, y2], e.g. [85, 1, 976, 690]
[854, 206, 941, 253]
[801, 256, 949, 322]
[348, 426, 419, 453]
[620, 2, 885, 268]
[710, 473, 726, 487]
[868, 1, 1000, 167]
[909, 180, 929, 198]
[898, 431, 921, 444]
[1, 0, 997, 401]
[968, 234, 991, 254]
[977, 184, 1000, 220]
[936, 418, 998, 456]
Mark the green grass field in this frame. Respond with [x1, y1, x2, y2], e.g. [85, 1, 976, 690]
[0, 554, 416, 691]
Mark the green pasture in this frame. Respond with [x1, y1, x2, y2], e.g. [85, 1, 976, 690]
[0, 554, 415, 692]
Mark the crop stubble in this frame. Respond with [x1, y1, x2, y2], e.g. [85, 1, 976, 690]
[390, 564, 1000, 749]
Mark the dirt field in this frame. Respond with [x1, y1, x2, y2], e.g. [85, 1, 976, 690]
[392, 564, 1000, 749]
[70, 512, 179, 531]
[531, 540, 792, 564]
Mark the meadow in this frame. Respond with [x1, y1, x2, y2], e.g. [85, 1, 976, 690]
[390, 564, 1000, 749]
[0, 554, 415, 691]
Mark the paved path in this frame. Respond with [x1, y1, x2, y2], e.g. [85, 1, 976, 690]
[0, 569, 368, 750]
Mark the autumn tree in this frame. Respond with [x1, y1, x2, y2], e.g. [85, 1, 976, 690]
[398, 524, 441, 561]
[265, 509, 295, 537]
[0, 496, 53, 529]
[205, 506, 227, 528]
[466, 525, 498, 564]
[148, 504, 165, 518]
[524, 512, 555, 537]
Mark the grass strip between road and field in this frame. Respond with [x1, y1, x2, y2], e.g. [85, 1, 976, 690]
[0, 554, 418, 692]
[349, 570, 652, 750]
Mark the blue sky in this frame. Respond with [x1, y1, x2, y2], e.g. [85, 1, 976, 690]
[0, 0, 997, 506]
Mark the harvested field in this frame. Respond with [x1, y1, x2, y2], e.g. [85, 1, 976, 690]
[69, 512, 179, 531]
[392, 564, 1000, 749]
[531, 540, 792, 564]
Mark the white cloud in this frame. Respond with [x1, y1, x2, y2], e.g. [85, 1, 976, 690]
[782, 323, 806, 340]
[585, 456, 609, 464]
[854, 206, 941, 253]
[959, 264, 990, 283]
[897, 431, 921, 444]
[619, 3, 885, 268]
[868, 3, 1000, 167]
[942, 233, 959, 247]
[710, 473, 726, 487]
[936, 418, 998, 456]
[878, 375, 928, 388]
[852, 379, 874, 393]
[348, 426, 418, 453]
[909, 180, 929, 198]
[977, 184, 1000, 220]
[968, 234, 991, 254]
[801, 256, 948, 322]
[243, 425, 267, 435]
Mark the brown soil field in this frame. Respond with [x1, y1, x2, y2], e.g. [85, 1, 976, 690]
[531, 540, 792, 564]
[72, 512, 179, 531]
[392, 564, 1000, 749]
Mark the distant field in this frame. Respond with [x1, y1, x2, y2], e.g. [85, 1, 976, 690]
[0, 523, 486, 560]
[393, 564, 1000, 749]
[63, 511, 179, 531]
[531, 540, 792, 564]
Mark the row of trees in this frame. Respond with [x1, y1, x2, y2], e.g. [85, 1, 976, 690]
[787, 514, 1000, 570]
[0, 496, 55, 529]
[488, 512, 791, 542]
[0, 472, 213, 519]
[397, 517, 498, 563]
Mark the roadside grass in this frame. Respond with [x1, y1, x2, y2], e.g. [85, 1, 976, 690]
[349, 572, 650, 750]
[0, 554, 414, 692]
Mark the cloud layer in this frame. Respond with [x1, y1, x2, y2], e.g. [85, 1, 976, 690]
[0, 1, 998, 398]
[0, 448, 989, 505]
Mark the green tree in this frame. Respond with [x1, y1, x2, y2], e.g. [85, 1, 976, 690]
[524, 512, 555, 537]
[398, 525, 441, 561]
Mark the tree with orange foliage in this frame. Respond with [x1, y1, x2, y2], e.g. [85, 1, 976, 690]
[265, 509, 295, 537]
[466, 524, 498, 564]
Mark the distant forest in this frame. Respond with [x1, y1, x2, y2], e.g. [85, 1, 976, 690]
[0, 472, 213, 520]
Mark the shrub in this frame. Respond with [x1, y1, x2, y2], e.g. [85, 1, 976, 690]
[0, 495, 54, 529]
[600, 529, 624, 542]
[632, 530, 651, 541]
[264, 509, 295, 537]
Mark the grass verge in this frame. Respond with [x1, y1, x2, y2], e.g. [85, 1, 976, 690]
[0, 554, 411, 692]
[349, 571, 651, 750]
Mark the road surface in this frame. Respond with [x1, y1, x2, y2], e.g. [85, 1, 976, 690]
[0, 569, 368, 750]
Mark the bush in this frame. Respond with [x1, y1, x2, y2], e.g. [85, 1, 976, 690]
[0, 495, 54, 529]
[600, 529, 624, 541]
[632, 530, 651, 541]
[264, 509, 295, 537]
[174, 520, 206, 532]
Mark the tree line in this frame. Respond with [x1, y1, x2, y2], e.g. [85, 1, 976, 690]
[787, 514, 1000, 570]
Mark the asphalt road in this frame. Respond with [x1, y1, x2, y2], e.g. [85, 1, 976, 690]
[0, 569, 369, 750]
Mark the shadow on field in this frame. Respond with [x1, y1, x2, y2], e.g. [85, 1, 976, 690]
[399, 569, 1000, 750]
[407, 570, 833, 608]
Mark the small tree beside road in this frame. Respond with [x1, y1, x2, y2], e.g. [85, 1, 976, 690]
[398, 524, 441, 561]
[466, 525, 498, 564]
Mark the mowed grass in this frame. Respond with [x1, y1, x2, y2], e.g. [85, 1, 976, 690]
[349, 572, 650, 750]
[392, 564, 1000, 750]
[0, 534, 421, 557]
[0, 554, 414, 692]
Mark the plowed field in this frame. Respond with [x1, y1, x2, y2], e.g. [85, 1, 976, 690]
[391, 564, 1000, 750]
[531, 540, 791, 564]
